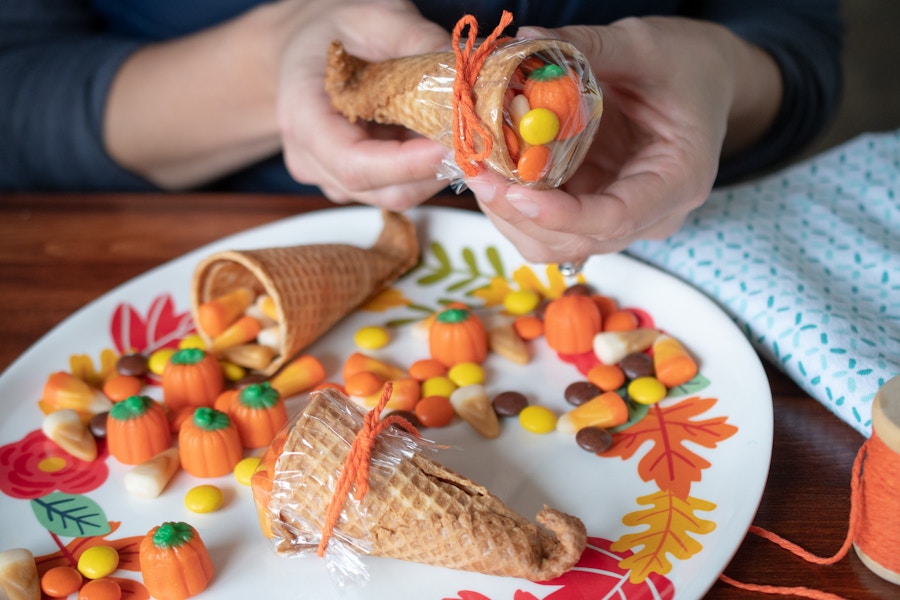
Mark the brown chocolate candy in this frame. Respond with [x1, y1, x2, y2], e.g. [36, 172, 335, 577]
[619, 352, 654, 380]
[388, 410, 422, 430]
[116, 353, 148, 377]
[492, 391, 528, 417]
[564, 381, 601, 406]
[575, 426, 613, 453]
[563, 283, 595, 297]
[89, 411, 109, 438]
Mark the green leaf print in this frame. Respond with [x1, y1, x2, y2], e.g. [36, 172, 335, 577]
[30, 492, 111, 538]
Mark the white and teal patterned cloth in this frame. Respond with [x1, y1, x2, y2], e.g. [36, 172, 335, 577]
[628, 129, 900, 438]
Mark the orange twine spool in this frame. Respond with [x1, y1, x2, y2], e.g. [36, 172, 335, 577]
[722, 375, 900, 598]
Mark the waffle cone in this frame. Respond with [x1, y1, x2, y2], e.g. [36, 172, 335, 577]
[191, 210, 418, 375]
[265, 388, 586, 580]
[325, 38, 602, 188]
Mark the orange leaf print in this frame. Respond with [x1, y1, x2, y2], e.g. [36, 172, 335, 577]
[611, 489, 716, 583]
[601, 397, 737, 498]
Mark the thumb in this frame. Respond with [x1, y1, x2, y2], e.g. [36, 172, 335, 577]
[519, 23, 635, 81]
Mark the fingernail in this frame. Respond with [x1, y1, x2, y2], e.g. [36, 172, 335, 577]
[506, 192, 539, 218]
[466, 177, 498, 203]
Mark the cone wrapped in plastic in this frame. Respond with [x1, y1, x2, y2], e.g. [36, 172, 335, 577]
[325, 12, 602, 189]
[253, 387, 587, 581]
[191, 210, 418, 376]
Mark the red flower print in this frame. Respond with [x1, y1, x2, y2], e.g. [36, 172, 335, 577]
[0, 429, 109, 500]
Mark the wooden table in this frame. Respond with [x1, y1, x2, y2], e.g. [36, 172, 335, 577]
[0, 194, 895, 599]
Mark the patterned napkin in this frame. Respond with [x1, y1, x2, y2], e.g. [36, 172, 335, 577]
[627, 129, 900, 438]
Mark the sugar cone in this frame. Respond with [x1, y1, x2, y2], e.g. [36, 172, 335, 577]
[325, 37, 602, 189]
[264, 388, 586, 580]
[191, 210, 418, 376]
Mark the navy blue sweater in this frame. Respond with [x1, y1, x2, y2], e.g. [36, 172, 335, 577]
[0, 0, 842, 191]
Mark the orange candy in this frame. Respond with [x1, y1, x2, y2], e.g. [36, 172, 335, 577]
[591, 295, 619, 320]
[587, 364, 627, 393]
[344, 371, 384, 397]
[603, 310, 640, 332]
[102, 374, 143, 402]
[516, 145, 551, 183]
[78, 578, 122, 600]
[414, 395, 455, 428]
[41, 566, 83, 597]
[408, 359, 447, 382]
[513, 315, 544, 340]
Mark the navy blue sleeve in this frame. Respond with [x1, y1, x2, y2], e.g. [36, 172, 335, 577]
[688, 1, 844, 184]
[0, 0, 155, 191]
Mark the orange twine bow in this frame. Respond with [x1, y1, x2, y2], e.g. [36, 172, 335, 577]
[317, 382, 421, 557]
[451, 10, 514, 177]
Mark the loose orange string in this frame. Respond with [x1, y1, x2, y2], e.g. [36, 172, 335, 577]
[721, 431, 900, 598]
[317, 382, 421, 557]
[451, 10, 514, 176]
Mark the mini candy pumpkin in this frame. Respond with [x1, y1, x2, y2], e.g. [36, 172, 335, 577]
[139, 521, 213, 600]
[217, 382, 288, 449]
[107, 395, 172, 465]
[429, 307, 488, 367]
[162, 348, 224, 412]
[524, 63, 586, 139]
[543, 294, 602, 355]
[178, 407, 242, 478]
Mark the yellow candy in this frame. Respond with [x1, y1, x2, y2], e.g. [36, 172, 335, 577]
[518, 108, 560, 146]
[447, 362, 485, 387]
[77, 545, 119, 580]
[627, 376, 668, 405]
[354, 325, 391, 350]
[234, 456, 261, 486]
[178, 333, 207, 350]
[185, 484, 224, 514]
[147, 348, 176, 376]
[421, 376, 457, 398]
[219, 360, 246, 382]
[518, 405, 557, 434]
[503, 289, 541, 316]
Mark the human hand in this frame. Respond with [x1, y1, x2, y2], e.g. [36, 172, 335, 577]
[466, 17, 781, 264]
[277, 0, 452, 209]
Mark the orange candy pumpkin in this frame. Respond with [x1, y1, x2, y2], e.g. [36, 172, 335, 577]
[107, 395, 172, 465]
[429, 307, 488, 367]
[162, 348, 224, 412]
[543, 294, 602, 355]
[178, 407, 243, 478]
[139, 521, 213, 600]
[524, 63, 586, 140]
[216, 382, 287, 449]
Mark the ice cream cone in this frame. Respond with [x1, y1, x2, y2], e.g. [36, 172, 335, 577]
[191, 210, 418, 376]
[325, 36, 602, 189]
[263, 388, 586, 580]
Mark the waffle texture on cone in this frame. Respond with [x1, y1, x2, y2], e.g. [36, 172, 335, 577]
[191, 210, 418, 375]
[257, 388, 587, 580]
[325, 36, 602, 189]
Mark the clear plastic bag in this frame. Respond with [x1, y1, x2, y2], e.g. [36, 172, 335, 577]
[325, 33, 603, 191]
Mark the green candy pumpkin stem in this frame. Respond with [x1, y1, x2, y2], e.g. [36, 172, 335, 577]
[437, 307, 471, 324]
[238, 382, 280, 409]
[110, 394, 152, 420]
[528, 63, 565, 82]
[152, 521, 195, 549]
[192, 406, 231, 431]
[170, 347, 207, 366]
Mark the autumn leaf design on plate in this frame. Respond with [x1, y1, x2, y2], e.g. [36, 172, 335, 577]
[601, 397, 738, 582]
[444, 537, 674, 600]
